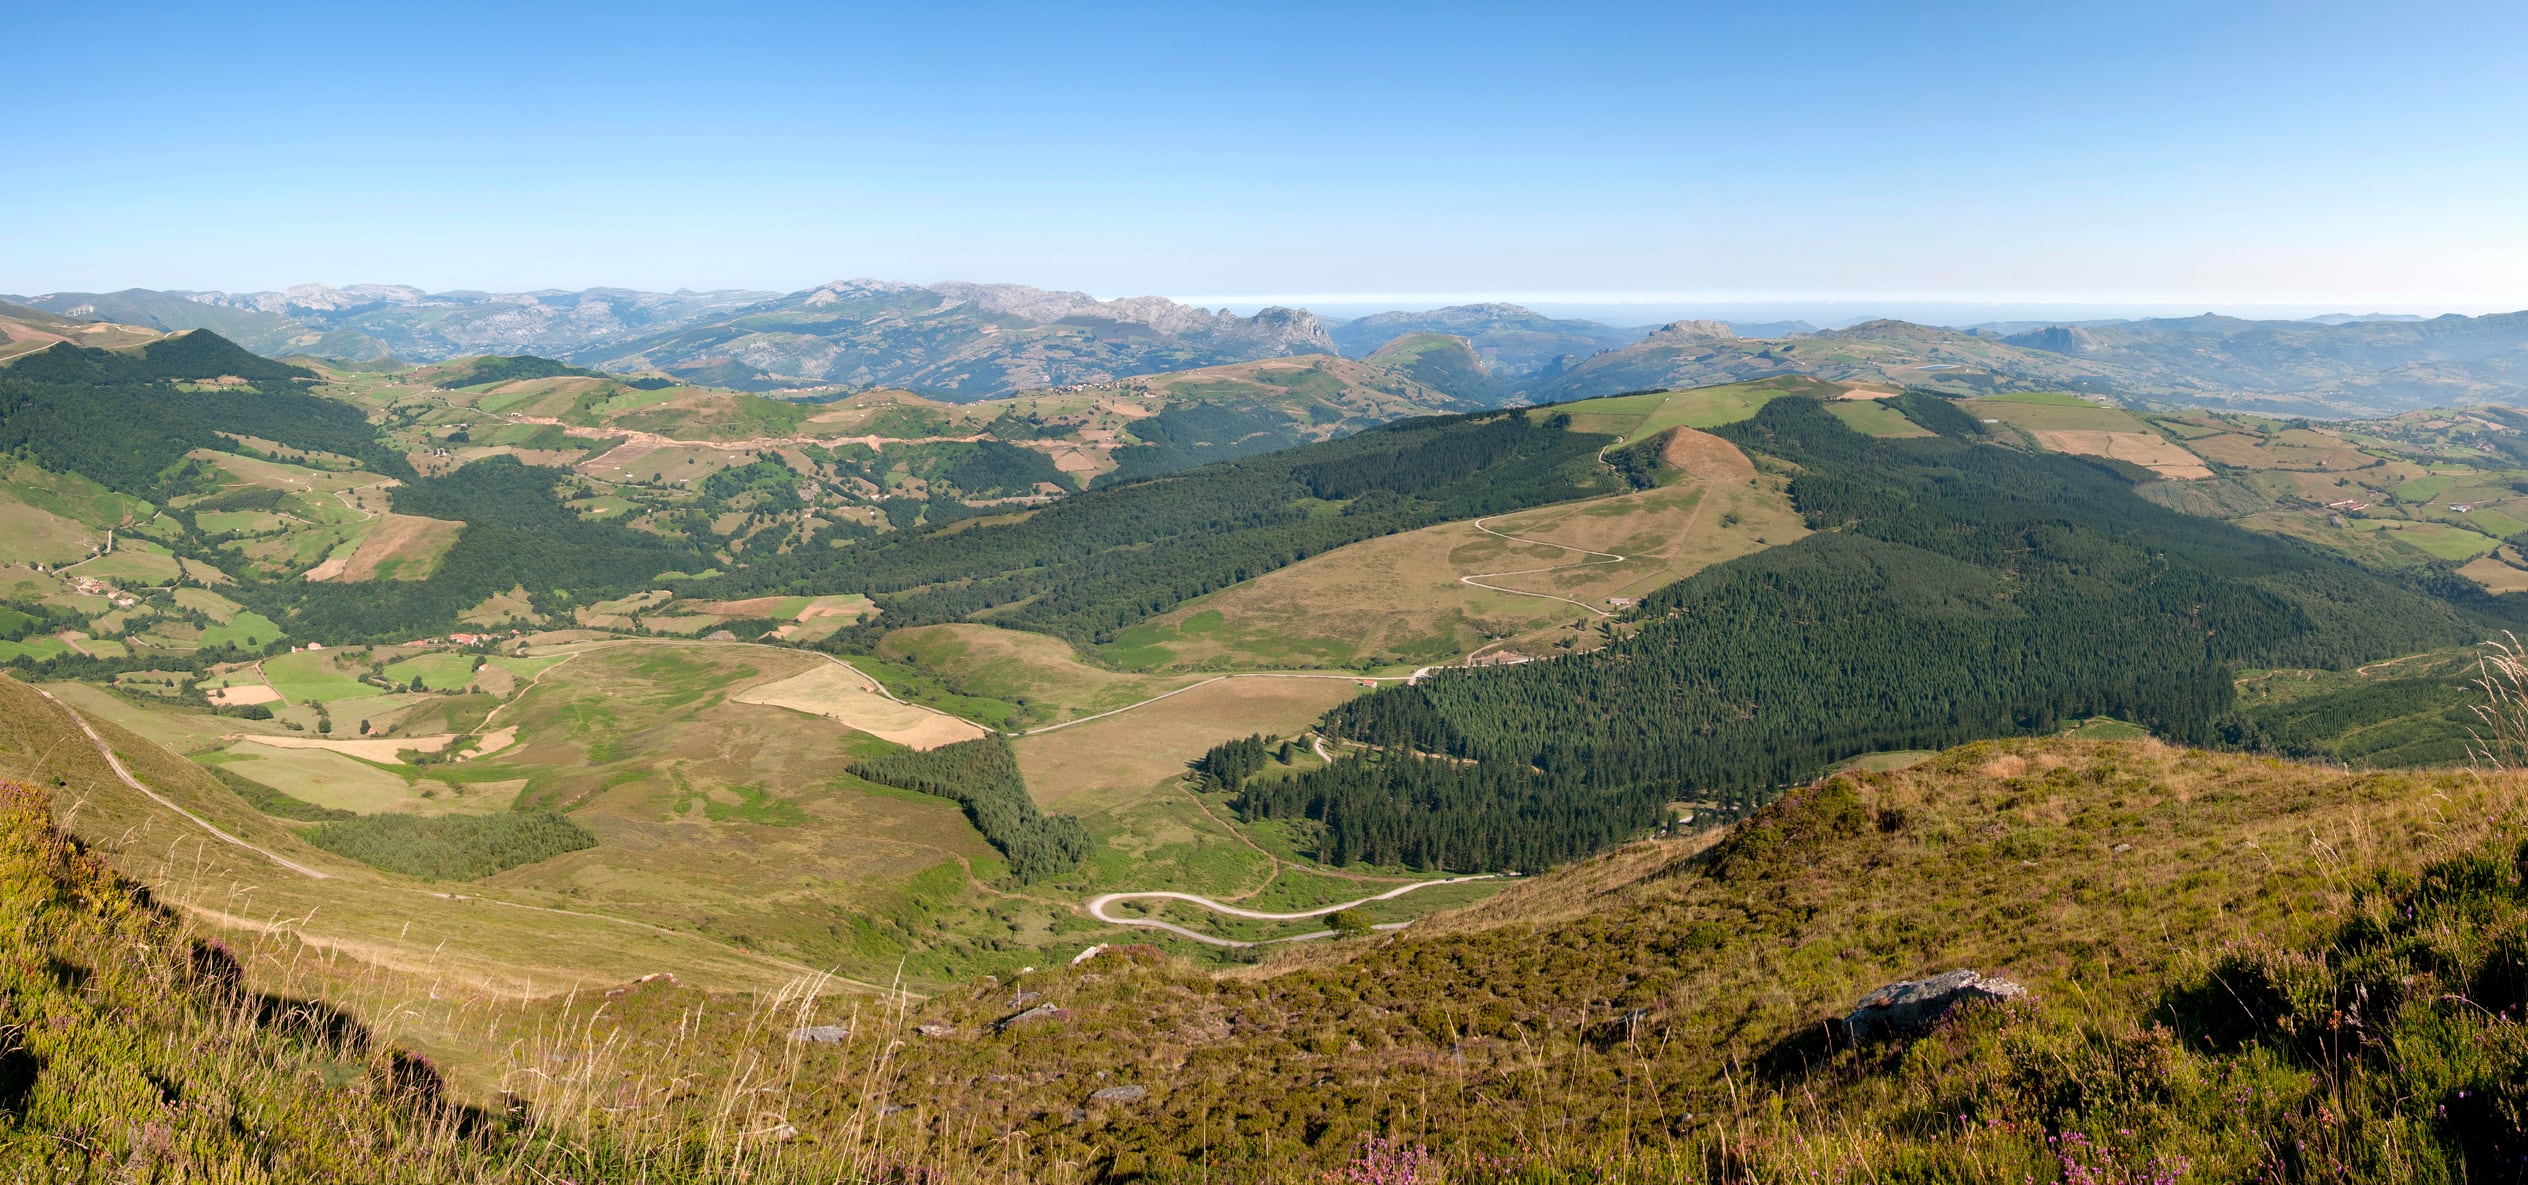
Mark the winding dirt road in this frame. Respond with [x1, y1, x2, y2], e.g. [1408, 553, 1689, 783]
[1011, 672, 1410, 736]
[30, 685, 332, 879]
[1456, 514, 1627, 617]
[1086, 875, 1504, 948]
[32, 684, 893, 992]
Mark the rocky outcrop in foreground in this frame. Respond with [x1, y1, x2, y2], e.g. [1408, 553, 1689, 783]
[1842, 968, 2025, 1043]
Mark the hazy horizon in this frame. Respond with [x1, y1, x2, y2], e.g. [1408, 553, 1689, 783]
[7, 0, 2524, 310]
[10, 278, 2519, 334]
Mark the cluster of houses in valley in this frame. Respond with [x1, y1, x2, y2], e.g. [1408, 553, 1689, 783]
[67, 575, 138, 608]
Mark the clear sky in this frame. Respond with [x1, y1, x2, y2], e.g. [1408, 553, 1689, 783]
[6, 0, 2525, 315]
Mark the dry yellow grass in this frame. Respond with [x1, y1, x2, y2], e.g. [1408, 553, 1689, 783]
[1, 676, 847, 999]
[319, 512, 464, 581]
[879, 622, 1207, 725]
[1114, 432, 1803, 668]
[2025, 428, 2216, 479]
[734, 662, 987, 749]
[221, 732, 459, 761]
[2461, 551, 2528, 593]
[2185, 428, 2376, 471]
[207, 682, 282, 706]
[1014, 676, 1363, 814]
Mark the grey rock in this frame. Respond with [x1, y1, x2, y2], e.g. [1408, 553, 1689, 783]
[913, 1023, 956, 1038]
[993, 1003, 1064, 1033]
[1843, 969, 2026, 1043]
[1090, 1085, 1148, 1103]
[786, 1025, 851, 1044]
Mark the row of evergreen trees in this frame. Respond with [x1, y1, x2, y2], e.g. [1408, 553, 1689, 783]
[1191, 733, 1275, 792]
[848, 736, 1091, 883]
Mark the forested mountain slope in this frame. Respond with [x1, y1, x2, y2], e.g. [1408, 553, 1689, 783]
[0, 327, 1485, 656]
[1255, 394, 2503, 871]
[0, 334, 393, 493]
[715, 408, 1637, 644]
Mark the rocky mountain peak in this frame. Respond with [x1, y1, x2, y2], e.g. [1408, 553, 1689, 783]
[1646, 319, 1737, 343]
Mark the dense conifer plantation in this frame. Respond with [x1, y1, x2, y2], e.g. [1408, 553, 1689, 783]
[1266, 394, 2493, 870]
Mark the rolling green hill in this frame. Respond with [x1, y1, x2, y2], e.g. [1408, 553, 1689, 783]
[0, 331, 1475, 659]
[1326, 302, 1645, 376]
[1363, 331, 1503, 402]
[10, 333, 2528, 1183]
[14, 718, 2528, 1182]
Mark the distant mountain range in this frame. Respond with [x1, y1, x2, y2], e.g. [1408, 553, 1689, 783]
[9, 281, 1338, 397]
[10, 281, 2528, 413]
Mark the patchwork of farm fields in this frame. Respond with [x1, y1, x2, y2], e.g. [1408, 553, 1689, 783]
[32, 367, 2528, 1004]
[1943, 396, 2528, 588]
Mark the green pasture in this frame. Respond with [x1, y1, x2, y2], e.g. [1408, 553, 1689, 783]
[2351, 518, 2501, 562]
[261, 652, 381, 704]
[384, 652, 479, 691]
[199, 611, 283, 650]
[1828, 400, 1935, 438]
[2396, 475, 2456, 503]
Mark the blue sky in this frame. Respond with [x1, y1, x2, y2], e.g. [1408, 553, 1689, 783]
[5, 0, 2525, 316]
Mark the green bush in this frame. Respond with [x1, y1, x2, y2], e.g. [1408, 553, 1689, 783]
[306, 810, 597, 879]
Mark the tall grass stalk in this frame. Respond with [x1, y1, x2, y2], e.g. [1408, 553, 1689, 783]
[2468, 631, 2528, 769]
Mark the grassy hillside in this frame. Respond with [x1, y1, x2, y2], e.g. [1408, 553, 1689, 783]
[21, 728, 2525, 1182]
[0, 769, 960, 1184]
[1106, 388, 1808, 671]
[0, 300, 169, 361]
[821, 736, 2528, 1181]
[0, 776, 505, 1180]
